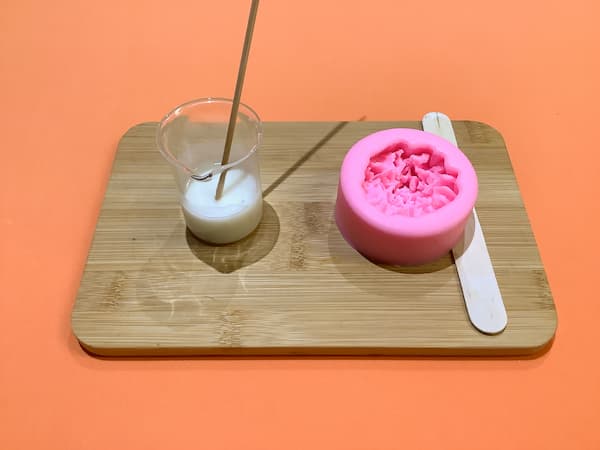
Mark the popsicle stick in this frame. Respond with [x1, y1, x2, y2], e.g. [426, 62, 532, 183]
[215, 0, 260, 200]
[422, 112, 508, 334]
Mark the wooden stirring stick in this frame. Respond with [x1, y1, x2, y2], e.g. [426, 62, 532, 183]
[422, 112, 508, 334]
[215, 0, 260, 200]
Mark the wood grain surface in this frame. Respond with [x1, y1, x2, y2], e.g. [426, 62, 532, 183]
[71, 121, 556, 356]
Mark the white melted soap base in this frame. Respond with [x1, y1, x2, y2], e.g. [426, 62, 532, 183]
[181, 168, 262, 244]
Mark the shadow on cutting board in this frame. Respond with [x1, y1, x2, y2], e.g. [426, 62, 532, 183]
[185, 200, 280, 274]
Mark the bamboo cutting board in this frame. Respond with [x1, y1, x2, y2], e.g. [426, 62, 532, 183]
[71, 121, 556, 356]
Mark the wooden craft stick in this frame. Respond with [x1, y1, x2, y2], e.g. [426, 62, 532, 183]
[422, 112, 508, 334]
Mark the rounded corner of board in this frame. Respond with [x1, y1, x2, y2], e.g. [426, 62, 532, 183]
[463, 119, 507, 144]
[70, 323, 110, 357]
[72, 336, 109, 358]
[119, 122, 159, 141]
[520, 326, 557, 358]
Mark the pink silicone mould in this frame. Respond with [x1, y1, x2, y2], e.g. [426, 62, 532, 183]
[335, 128, 478, 265]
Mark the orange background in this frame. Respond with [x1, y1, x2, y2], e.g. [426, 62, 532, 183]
[1, 0, 599, 448]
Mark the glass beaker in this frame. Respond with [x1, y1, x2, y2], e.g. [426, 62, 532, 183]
[156, 97, 263, 244]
